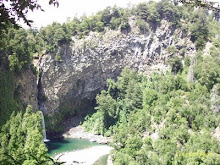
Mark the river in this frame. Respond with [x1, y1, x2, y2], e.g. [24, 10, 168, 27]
[47, 138, 110, 165]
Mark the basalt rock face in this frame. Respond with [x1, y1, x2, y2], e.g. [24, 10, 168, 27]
[15, 69, 38, 111]
[0, 51, 38, 112]
[34, 20, 196, 135]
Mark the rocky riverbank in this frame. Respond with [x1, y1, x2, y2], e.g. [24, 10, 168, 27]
[63, 126, 111, 144]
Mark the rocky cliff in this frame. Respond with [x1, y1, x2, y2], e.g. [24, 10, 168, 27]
[0, 58, 38, 127]
[15, 69, 38, 111]
[34, 19, 196, 135]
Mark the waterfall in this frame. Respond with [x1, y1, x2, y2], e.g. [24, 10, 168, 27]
[41, 112, 50, 142]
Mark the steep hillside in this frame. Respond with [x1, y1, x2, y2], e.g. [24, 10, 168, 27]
[33, 1, 218, 135]
[0, 1, 220, 137]
[0, 55, 38, 127]
[34, 18, 196, 135]
[1, 0, 220, 164]
[83, 65, 220, 164]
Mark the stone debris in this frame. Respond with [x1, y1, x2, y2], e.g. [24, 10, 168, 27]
[63, 126, 111, 144]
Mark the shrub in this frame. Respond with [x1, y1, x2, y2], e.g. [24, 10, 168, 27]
[168, 56, 183, 74]
[55, 53, 62, 61]
[135, 19, 149, 34]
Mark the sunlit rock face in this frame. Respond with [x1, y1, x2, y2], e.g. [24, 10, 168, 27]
[15, 69, 38, 111]
[0, 50, 38, 113]
[34, 19, 195, 134]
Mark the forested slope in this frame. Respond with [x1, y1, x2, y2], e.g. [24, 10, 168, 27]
[84, 63, 220, 164]
[0, 1, 220, 164]
[33, 0, 220, 134]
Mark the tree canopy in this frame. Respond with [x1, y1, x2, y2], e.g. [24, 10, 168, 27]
[0, 106, 65, 164]
[174, 0, 220, 11]
[1, 1, 220, 164]
[0, 0, 59, 32]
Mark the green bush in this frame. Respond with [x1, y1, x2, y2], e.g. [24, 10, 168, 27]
[184, 56, 191, 66]
[135, 19, 149, 34]
[136, 2, 160, 24]
[166, 45, 178, 55]
[168, 56, 183, 74]
[190, 10, 209, 50]
[194, 56, 220, 90]
[55, 53, 62, 62]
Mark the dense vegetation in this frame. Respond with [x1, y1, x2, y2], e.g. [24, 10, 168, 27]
[1, 0, 220, 63]
[0, 71, 20, 127]
[0, 106, 63, 164]
[0, 0, 59, 33]
[82, 3, 220, 163]
[0, 0, 208, 128]
[0, 27, 38, 128]
[83, 56, 220, 164]
[0, 0, 220, 164]
[1, 0, 218, 71]
[30, 0, 210, 52]
[1, 0, 218, 34]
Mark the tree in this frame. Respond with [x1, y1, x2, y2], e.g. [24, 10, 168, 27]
[116, 67, 141, 97]
[95, 90, 118, 129]
[135, 18, 149, 34]
[168, 56, 183, 74]
[143, 88, 158, 108]
[6, 28, 32, 71]
[0, 71, 20, 127]
[173, 0, 220, 11]
[84, 64, 220, 164]
[194, 56, 220, 90]
[0, 0, 59, 29]
[190, 10, 209, 50]
[0, 106, 46, 164]
[136, 2, 148, 20]
[0, 106, 64, 164]
[125, 136, 143, 157]
[125, 80, 143, 110]
[156, 0, 181, 25]
[101, 7, 112, 26]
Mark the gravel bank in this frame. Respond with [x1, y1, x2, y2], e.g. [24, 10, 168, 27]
[63, 126, 111, 144]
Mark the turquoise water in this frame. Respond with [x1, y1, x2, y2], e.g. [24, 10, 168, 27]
[46, 138, 102, 157]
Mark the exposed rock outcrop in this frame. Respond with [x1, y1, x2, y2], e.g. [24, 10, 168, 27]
[0, 51, 38, 112]
[34, 20, 196, 134]
[214, 126, 220, 142]
[63, 126, 111, 144]
[15, 69, 38, 110]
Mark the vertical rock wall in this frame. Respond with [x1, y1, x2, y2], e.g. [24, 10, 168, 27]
[34, 20, 196, 134]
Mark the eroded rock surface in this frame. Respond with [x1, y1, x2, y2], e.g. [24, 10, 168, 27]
[15, 69, 38, 111]
[34, 20, 196, 133]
